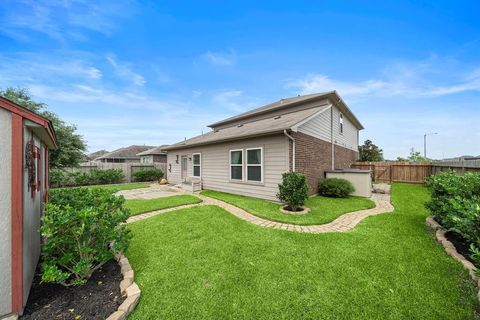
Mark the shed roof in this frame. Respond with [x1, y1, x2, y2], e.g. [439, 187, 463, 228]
[96, 145, 155, 160]
[0, 96, 57, 149]
[136, 145, 169, 156]
[164, 105, 329, 150]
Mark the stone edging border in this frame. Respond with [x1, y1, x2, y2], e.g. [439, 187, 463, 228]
[279, 205, 311, 215]
[426, 216, 480, 302]
[106, 254, 141, 320]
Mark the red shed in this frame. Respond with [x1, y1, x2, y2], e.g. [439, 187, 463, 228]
[0, 97, 57, 318]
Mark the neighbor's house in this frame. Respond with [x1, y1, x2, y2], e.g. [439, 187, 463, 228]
[136, 145, 169, 164]
[0, 97, 57, 318]
[84, 149, 109, 162]
[164, 91, 363, 200]
[95, 145, 154, 163]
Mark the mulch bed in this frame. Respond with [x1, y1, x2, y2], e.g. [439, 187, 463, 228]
[445, 231, 479, 268]
[21, 259, 125, 320]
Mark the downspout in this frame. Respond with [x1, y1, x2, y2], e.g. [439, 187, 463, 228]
[331, 106, 335, 170]
[284, 129, 295, 172]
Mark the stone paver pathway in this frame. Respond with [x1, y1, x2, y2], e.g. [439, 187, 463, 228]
[117, 184, 186, 200]
[126, 191, 394, 233]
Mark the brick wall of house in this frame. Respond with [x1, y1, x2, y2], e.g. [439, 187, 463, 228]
[289, 132, 358, 194]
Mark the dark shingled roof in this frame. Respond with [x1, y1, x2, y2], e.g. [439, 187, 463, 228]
[165, 91, 363, 151]
[136, 145, 169, 156]
[207, 91, 363, 130]
[96, 145, 155, 160]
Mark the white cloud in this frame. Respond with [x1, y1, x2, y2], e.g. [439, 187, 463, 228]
[0, 54, 102, 83]
[200, 50, 236, 66]
[212, 90, 262, 112]
[0, 0, 135, 42]
[288, 58, 480, 99]
[106, 54, 146, 86]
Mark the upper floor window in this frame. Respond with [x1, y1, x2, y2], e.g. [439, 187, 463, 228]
[192, 153, 201, 177]
[339, 112, 344, 134]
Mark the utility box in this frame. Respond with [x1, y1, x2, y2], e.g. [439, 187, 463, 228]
[325, 169, 372, 198]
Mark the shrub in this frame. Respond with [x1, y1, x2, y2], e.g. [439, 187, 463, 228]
[41, 188, 131, 286]
[90, 169, 124, 185]
[277, 172, 309, 211]
[132, 168, 164, 182]
[426, 171, 480, 227]
[49, 168, 68, 188]
[49, 168, 125, 188]
[426, 171, 480, 266]
[318, 178, 355, 198]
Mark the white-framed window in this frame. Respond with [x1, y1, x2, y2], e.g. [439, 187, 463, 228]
[229, 149, 243, 181]
[339, 112, 344, 134]
[192, 153, 201, 177]
[246, 147, 263, 182]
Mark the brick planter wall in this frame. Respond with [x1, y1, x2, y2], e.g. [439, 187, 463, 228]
[290, 132, 358, 194]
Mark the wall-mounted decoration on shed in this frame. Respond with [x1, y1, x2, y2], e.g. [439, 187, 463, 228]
[25, 135, 37, 197]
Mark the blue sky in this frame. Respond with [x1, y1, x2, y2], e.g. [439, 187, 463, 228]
[1, 0, 479, 159]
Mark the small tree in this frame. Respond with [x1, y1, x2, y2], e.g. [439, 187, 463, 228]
[358, 139, 384, 162]
[277, 172, 309, 211]
[407, 148, 429, 163]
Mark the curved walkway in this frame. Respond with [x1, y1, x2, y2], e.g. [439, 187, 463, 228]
[126, 191, 394, 233]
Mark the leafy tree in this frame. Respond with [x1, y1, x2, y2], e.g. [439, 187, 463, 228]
[407, 148, 429, 163]
[0, 87, 86, 168]
[358, 139, 384, 162]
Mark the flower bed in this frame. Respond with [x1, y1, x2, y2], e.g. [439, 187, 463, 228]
[21, 260, 125, 319]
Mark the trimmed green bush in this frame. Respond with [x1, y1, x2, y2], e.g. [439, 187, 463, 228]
[49, 168, 125, 188]
[41, 188, 131, 286]
[277, 172, 309, 211]
[132, 168, 164, 182]
[426, 171, 480, 266]
[318, 178, 355, 198]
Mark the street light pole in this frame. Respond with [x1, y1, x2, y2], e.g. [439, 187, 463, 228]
[424, 132, 438, 159]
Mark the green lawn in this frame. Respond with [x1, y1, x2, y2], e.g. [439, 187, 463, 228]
[126, 184, 479, 320]
[125, 195, 202, 216]
[200, 189, 375, 225]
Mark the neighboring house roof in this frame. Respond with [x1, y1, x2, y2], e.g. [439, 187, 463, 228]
[0, 96, 57, 149]
[136, 145, 169, 156]
[87, 150, 109, 160]
[96, 145, 155, 160]
[208, 91, 363, 130]
[164, 105, 330, 150]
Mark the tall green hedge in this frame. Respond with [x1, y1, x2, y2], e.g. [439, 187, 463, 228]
[50, 168, 124, 188]
[426, 171, 480, 266]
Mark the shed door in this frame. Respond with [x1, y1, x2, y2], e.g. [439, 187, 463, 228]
[181, 156, 188, 181]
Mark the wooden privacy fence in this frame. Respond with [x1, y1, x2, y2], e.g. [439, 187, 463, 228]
[351, 162, 433, 184]
[65, 162, 167, 183]
[351, 161, 480, 184]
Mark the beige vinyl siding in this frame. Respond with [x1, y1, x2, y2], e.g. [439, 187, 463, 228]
[166, 134, 289, 201]
[332, 106, 358, 151]
[298, 104, 358, 152]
